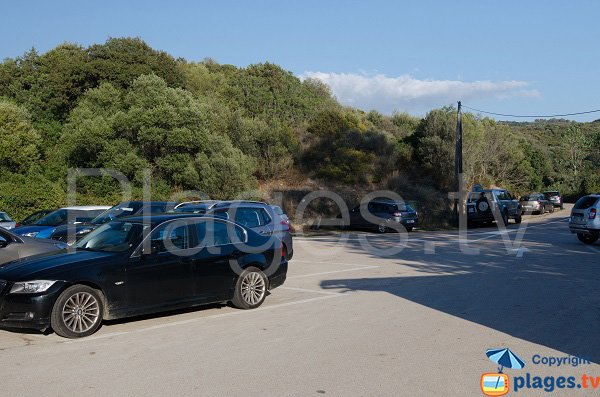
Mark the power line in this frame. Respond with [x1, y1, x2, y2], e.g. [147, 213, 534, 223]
[461, 104, 600, 118]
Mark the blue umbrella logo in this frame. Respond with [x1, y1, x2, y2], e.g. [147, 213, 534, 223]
[486, 348, 526, 373]
[486, 348, 525, 390]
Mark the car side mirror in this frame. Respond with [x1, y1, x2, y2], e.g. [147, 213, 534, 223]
[0, 236, 8, 248]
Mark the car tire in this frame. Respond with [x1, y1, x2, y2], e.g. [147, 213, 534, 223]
[560, 203, 564, 210]
[577, 233, 599, 245]
[50, 284, 104, 338]
[515, 212, 522, 224]
[405, 226, 413, 232]
[500, 210, 509, 227]
[549, 206, 554, 214]
[231, 267, 268, 310]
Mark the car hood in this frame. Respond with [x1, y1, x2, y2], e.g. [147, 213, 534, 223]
[13, 225, 54, 235]
[0, 250, 120, 281]
[51, 223, 98, 236]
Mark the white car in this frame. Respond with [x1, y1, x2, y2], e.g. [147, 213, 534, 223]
[569, 194, 600, 244]
[0, 212, 16, 230]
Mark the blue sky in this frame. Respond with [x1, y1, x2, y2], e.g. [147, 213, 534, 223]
[2, 0, 599, 121]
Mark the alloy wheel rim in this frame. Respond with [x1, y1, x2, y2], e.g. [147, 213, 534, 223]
[240, 272, 266, 305]
[62, 292, 100, 333]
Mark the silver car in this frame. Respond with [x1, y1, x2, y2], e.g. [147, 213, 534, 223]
[0, 227, 68, 265]
[569, 194, 600, 244]
[208, 201, 294, 260]
[0, 212, 16, 230]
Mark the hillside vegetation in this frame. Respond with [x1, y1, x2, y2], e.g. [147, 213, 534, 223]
[1, 38, 599, 223]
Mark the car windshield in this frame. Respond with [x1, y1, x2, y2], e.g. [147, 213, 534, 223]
[0, 213, 12, 222]
[544, 191, 559, 196]
[21, 210, 53, 225]
[467, 192, 492, 203]
[91, 203, 144, 225]
[574, 196, 599, 210]
[34, 209, 69, 226]
[390, 203, 411, 212]
[76, 221, 149, 252]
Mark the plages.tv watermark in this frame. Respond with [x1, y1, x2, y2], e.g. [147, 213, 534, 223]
[64, 168, 534, 262]
[480, 348, 598, 396]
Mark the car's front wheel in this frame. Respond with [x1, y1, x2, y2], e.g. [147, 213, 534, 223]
[51, 285, 104, 338]
[231, 267, 268, 309]
[514, 212, 522, 224]
[577, 232, 599, 245]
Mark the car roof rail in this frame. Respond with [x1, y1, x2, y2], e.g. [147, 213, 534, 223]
[173, 200, 220, 210]
[213, 200, 268, 206]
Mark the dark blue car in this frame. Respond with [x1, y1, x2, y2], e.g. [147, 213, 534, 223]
[13, 206, 110, 239]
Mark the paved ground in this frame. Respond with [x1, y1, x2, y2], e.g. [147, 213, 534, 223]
[1, 205, 599, 396]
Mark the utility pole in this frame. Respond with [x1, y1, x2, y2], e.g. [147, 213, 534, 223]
[454, 101, 463, 220]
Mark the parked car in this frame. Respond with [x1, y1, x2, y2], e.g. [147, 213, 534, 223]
[467, 188, 522, 226]
[0, 212, 16, 230]
[0, 214, 288, 338]
[13, 206, 111, 239]
[345, 198, 419, 233]
[519, 193, 554, 215]
[0, 227, 68, 265]
[206, 201, 294, 260]
[543, 190, 564, 209]
[19, 209, 56, 227]
[49, 201, 178, 244]
[568, 194, 600, 244]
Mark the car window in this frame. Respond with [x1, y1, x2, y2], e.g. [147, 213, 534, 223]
[195, 219, 246, 246]
[467, 192, 492, 203]
[0, 213, 13, 222]
[233, 207, 268, 228]
[258, 208, 272, 225]
[149, 206, 166, 214]
[150, 222, 190, 252]
[574, 196, 599, 210]
[77, 221, 149, 253]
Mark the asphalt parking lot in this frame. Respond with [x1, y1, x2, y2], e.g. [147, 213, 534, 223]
[1, 205, 599, 396]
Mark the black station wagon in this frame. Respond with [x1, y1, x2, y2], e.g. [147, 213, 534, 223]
[0, 214, 288, 338]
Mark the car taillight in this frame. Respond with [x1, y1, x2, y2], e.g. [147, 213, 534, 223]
[280, 244, 285, 258]
[590, 208, 597, 220]
[392, 212, 402, 217]
[15, 223, 20, 228]
[280, 220, 290, 231]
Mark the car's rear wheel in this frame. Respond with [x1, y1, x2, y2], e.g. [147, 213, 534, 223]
[231, 267, 268, 309]
[577, 233, 599, 245]
[51, 285, 103, 338]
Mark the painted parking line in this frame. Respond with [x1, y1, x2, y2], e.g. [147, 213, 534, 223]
[292, 260, 375, 268]
[287, 265, 380, 279]
[278, 286, 342, 295]
[67, 293, 347, 343]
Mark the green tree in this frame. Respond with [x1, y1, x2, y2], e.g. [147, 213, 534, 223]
[0, 100, 40, 173]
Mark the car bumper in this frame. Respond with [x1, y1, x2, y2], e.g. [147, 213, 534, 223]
[0, 283, 64, 331]
[268, 260, 288, 290]
[467, 211, 494, 222]
[569, 224, 600, 235]
[388, 217, 418, 228]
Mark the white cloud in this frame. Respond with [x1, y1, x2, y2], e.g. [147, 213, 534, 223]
[300, 71, 540, 114]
